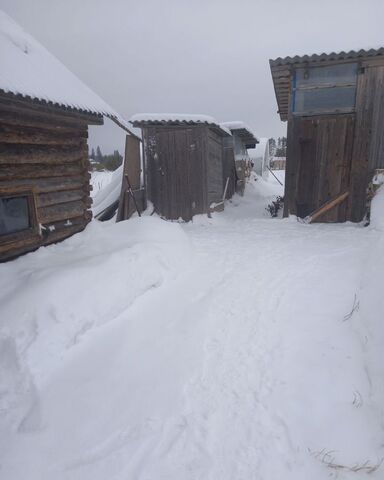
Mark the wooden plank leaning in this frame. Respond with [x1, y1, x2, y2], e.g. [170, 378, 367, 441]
[301, 191, 349, 224]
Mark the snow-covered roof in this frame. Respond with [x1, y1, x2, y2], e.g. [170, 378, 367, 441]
[220, 121, 259, 147]
[252, 137, 269, 159]
[0, 10, 136, 136]
[130, 113, 231, 136]
[92, 166, 123, 218]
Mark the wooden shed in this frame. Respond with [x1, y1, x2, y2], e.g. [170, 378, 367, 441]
[130, 114, 232, 221]
[270, 47, 384, 222]
[221, 122, 258, 195]
[0, 10, 135, 260]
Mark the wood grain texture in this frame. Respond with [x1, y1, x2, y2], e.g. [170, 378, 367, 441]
[0, 97, 93, 261]
[141, 124, 225, 221]
[285, 114, 354, 221]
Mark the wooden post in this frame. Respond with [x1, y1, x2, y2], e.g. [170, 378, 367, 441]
[117, 134, 142, 221]
[303, 191, 349, 224]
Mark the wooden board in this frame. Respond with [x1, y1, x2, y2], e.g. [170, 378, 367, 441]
[285, 114, 354, 221]
[116, 134, 143, 221]
[348, 64, 384, 221]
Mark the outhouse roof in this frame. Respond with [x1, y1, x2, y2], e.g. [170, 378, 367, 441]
[220, 121, 258, 148]
[130, 113, 232, 137]
[270, 47, 384, 121]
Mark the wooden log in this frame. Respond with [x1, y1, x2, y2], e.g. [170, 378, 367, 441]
[0, 124, 88, 145]
[0, 175, 89, 194]
[42, 223, 87, 242]
[303, 191, 349, 224]
[0, 233, 42, 259]
[36, 189, 86, 208]
[40, 213, 90, 232]
[0, 163, 85, 180]
[38, 200, 87, 223]
[0, 144, 88, 165]
[0, 110, 89, 132]
[0, 223, 87, 261]
[0, 92, 104, 126]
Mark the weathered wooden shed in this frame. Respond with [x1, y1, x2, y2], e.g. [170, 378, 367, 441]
[0, 10, 134, 260]
[270, 48, 384, 222]
[221, 122, 258, 195]
[130, 114, 232, 221]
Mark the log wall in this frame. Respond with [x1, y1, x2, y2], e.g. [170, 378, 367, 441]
[0, 97, 97, 260]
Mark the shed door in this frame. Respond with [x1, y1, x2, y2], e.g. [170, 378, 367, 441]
[158, 128, 193, 220]
[152, 127, 205, 221]
[294, 114, 355, 221]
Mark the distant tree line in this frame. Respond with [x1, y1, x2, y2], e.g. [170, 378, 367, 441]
[268, 137, 287, 158]
[89, 146, 123, 171]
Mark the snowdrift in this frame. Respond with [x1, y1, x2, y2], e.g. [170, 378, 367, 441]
[0, 218, 190, 438]
[0, 177, 383, 480]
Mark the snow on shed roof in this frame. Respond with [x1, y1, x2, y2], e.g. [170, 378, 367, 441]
[0, 10, 136, 135]
[130, 113, 232, 136]
[252, 137, 269, 158]
[220, 121, 259, 147]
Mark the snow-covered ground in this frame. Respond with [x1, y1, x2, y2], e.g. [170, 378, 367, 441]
[1, 172, 383, 480]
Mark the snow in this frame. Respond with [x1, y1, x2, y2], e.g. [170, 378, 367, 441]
[90, 170, 114, 198]
[220, 121, 258, 141]
[251, 137, 270, 176]
[130, 113, 232, 136]
[131, 113, 218, 124]
[92, 166, 123, 216]
[1, 173, 384, 480]
[0, 10, 133, 133]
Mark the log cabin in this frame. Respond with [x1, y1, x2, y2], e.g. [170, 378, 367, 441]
[0, 10, 135, 260]
[130, 114, 232, 221]
[270, 48, 384, 222]
[220, 122, 258, 196]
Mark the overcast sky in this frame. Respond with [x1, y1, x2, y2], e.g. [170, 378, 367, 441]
[1, 0, 383, 153]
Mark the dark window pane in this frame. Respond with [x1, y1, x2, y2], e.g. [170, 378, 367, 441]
[296, 63, 358, 87]
[294, 86, 356, 113]
[0, 196, 31, 235]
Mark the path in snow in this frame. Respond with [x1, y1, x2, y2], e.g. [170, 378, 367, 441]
[1, 173, 383, 480]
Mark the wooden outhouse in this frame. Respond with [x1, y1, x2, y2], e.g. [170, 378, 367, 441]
[0, 10, 135, 260]
[130, 114, 232, 221]
[270, 48, 384, 222]
[221, 122, 258, 195]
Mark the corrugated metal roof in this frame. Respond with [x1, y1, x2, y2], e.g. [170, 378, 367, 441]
[0, 10, 136, 136]
[270, 47, 384, 67]
[130, 113, 232, 136]
[220, 121, 259, 146]
[269, 47, 384, 121]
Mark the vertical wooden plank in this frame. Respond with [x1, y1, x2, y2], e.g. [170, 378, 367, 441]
[117, 134, 142, 221]
[284, 117, 296, 217]
[348, 67, 371, 221]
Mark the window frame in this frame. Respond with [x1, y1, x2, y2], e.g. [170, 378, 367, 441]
[291, 62, 358, 116]
[0, 186, 40, 245]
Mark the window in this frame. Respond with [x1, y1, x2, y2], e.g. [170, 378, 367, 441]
[0, 189, 39, 241]
[293, 63, 358, 115]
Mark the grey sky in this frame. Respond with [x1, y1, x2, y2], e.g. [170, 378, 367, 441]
[1, 0, 383, 154]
